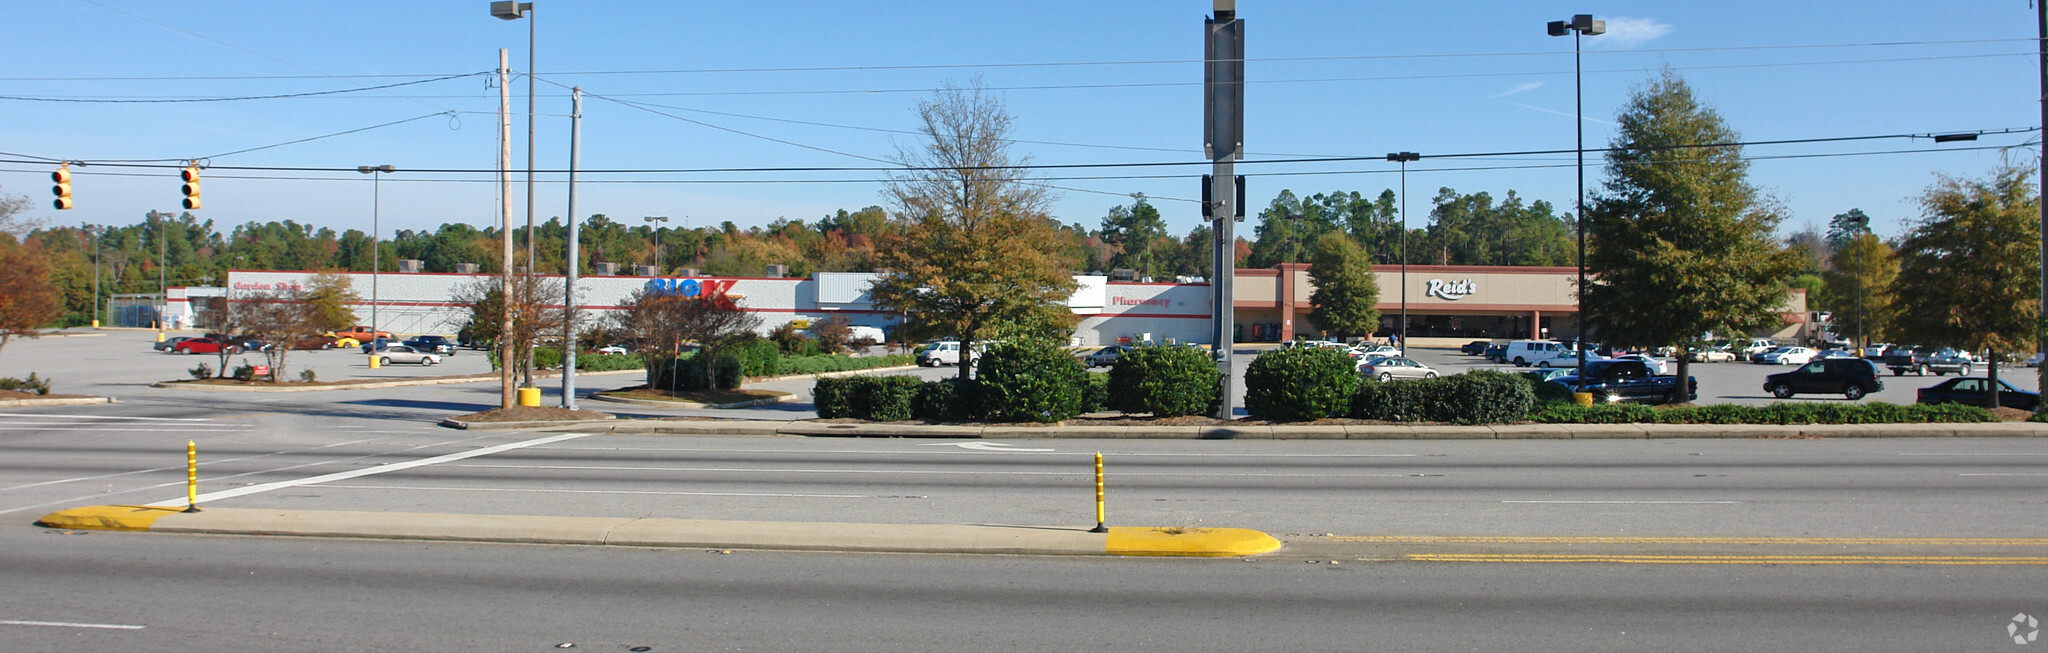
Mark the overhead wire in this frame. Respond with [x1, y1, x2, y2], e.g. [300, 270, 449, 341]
[0, 72, 490, 103]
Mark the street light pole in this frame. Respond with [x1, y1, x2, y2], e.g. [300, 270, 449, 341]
[492, 1, 535, 407]
[563, 86, 582, 410]
[1550, 13, 1604, 392]
[1387, 152, 1419, 350]
[358, 165, 395, 367]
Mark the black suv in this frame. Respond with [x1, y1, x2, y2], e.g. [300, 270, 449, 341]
[403, 335, 456, 355]
[1764, 358, 1884, 400]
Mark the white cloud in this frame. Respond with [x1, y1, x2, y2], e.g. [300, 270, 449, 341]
[1592, 17, 1672, 48]
[1488, 82, 1545, 99]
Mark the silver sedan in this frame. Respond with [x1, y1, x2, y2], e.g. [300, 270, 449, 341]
[374, 344, 442, 366]
[1360, 356, 1438, 382]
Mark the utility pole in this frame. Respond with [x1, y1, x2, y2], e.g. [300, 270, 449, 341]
[2037, 0, 2046, 412]
[498, 49, 517, 409]
[563, 86, 582, 410]
[1205, 1, 1244, 420]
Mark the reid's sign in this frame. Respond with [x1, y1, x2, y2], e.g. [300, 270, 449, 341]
[1426, 278, 1476, 300]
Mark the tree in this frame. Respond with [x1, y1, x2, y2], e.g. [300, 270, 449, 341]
[1581, 70, 1796, 396]
[1821, 233, 1896, 349]
[0, 242, 61, 358]
[1305, 232, 1380, 339]
[869, 80, 1079, 378]
[612, 287, 761, 388]
[1825, 208, 1874, 250]
[1890, 164, 2040, 408]
[0, 185, 39, 237]
[1098, 195, 1168, 278]
[228, 287, 312, 382]
[456, 274, 572, 389]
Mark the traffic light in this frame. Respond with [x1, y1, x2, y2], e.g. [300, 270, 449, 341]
[180, 165, 201, 210]
[51, 165, 73, 210]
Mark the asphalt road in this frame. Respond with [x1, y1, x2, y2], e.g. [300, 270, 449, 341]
[5, 332, 2048, 650]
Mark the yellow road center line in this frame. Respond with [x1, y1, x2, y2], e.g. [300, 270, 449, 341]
[1408, 554, 2048, 565]
[1332, 536, 2048, 546]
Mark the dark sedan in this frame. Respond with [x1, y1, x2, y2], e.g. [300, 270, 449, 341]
[1459, 340, 1491, 356]
[1916, 377, 2040, 411]
[1081, 345, 1133, 368]
[152, 336, 194, 352]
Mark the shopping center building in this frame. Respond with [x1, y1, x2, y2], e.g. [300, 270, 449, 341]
[213, 265, 1811, 347]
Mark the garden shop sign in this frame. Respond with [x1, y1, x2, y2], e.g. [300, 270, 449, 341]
[1426, 278, 1476, 300]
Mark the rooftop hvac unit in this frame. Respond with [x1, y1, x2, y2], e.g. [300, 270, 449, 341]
[633, 265, 660, 277]
[1110, 268, 1137, 281]
[765, 264, 789, 278]
[675, 268, 698, 277]
[592, 262, 619, 276]
[455, 263, 480, 274]
[397, 259, 424, 273]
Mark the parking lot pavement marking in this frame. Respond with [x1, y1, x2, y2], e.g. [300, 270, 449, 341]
[450, 463, 1428, 479]
[145, 432, 593, 507]
[1501, 500, 1743, 504]
[0, 412, 213, 422]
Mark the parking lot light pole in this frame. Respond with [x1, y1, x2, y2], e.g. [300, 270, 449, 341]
[644, 216, 669, 273]
[358, 165, 395, 368]
[1387, 152, 1419, 350]
[1550, 13, 1603, 391]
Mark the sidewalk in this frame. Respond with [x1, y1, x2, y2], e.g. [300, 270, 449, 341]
[36, 505, 1282, 558]
[444, 416, 2048, 439]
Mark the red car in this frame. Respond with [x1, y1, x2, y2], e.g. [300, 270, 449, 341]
[170, 337, 241, 355]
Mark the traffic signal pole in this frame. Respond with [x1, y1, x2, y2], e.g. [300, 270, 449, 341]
[1205, 2, 1244, 420]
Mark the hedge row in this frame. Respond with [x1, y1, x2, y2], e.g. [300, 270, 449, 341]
[1351, 370, 1533, 425]
[1530, 401, 1998, 424]
[816, 372, 1113, 423]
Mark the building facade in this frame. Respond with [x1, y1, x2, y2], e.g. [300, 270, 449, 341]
[218, 266, 1807, 347]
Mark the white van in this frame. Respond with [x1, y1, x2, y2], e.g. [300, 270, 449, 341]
[1503, 340, 1570, 367]
[917, 341, 981, 367]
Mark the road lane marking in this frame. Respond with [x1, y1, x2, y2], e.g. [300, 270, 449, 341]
[444, 466, 1425, 481]
[1407, 554, 2048, 565]
[0, 436, 391, 493]
[0, 427, 247, 432]
[146, 432, 594, 507]
[311, 483, 897, 499]
[1899, 453, 2048, 456]
[0, 412, 214, 422]
[918, 442, 1055, 452]
[1332, 535, 2048, 545]
[1499, 503, 1736, 509]
[0, 619, 146, 630]
[1960, 473, 2048, 476]
[0, 432, 532, 516]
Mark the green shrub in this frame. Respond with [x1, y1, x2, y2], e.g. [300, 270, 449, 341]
[230, 363, 258, 382]
[976, 339, 1089, 423]
[1530, 403, 1657, 423]
[531, 346, 564, 370]
[188, 363, 212, 380]
[574, 352, 645, 372]
[299, 368, 317, 383]
[813, 377, 854, 418]
[812, 376, 923, 421]
[1243, 347, 1356, 421]
[1081, 371, 1110, 414]
[0, 373, 52, 395]
[913, 377, 981, 422]
[730, 338, 783, 377]
[1530, 401, 2001, 425]
[1351, 378, 1434, 422]
[1437, 371, 1537, 424]
[646, 354, 741, 392]
[1525, 373, 1575, 404]
[780, 353, 915, 375]
[1106, 345, 1220, 417]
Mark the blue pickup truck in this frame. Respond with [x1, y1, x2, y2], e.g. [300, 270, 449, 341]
[1551, 359, 1697, 405]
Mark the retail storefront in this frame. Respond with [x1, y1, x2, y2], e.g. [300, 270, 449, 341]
[217, 266, 1803, 347]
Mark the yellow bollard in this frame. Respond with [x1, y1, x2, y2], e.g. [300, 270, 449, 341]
[91, 319, 99, 328]
[183, 441, 201, 513]
[156, 331, 166, 343]
[368, 354, 380, 369]
[518, 386, 541, 407]
[1572, 392, 1595, 407]
[1090, 452, 1107, 533]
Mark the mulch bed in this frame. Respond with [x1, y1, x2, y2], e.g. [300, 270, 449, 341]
[605, 386, 790, 404]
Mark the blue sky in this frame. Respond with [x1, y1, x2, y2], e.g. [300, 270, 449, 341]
[3, 1, 2038, 242]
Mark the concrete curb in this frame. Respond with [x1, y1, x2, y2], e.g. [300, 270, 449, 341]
[0, 396, 116, 407]
[447, 417, 2048, 439]
[149, 368, 646, 393]
[35, 506, 1282, 558]
[587, 391, 796, 410]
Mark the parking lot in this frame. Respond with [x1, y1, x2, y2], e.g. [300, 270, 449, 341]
[0, 329, 497, 392]
[1386, 345, 2041, 407]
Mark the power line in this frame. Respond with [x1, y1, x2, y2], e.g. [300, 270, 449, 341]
[0, 72, 489, 104]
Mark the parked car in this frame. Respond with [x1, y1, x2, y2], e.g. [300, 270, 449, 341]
[1917, 377, 2040, 411]
[594, 345, 631, 355]
[170, 337, 240, 355]
[1740, 339, 1777, 359]
[1551, 359, 1697, 405]
[360, 337, 397, 354]
[1862, 343, 1893, 359]
[1609, 354, 1666, 375]
[290, 335, 340, 350]
[1884, 346, 1931, 376]
[1817, 349, 1860, 360]
[403, 335, 457, 355]
[917, 341, 979, 367]
[1687, 346, 1736, 363]
[1504, 340, 1573, 367]
[1924, 348, 1975, 376]
[1459, 340, 1491, 356]
[153, 336, 194, 352]
[373, 344, 441, 366]
[1755, 347, 1818, 366]
[1482, 344, 1507, 364]
[1360, 357, 1438, 382]
[1081, 345, 1134, 368]
[1530, 349, 1601, 369]
[1521, 368, 1573, 384]
[1763, 358, 1884, 400]
[2027, 352, 2044, 368]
